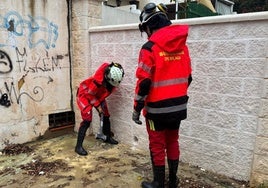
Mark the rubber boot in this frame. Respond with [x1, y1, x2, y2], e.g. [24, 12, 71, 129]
[75, 121, 90, 156]
[105, 136, 118, 145]
[141, 165, 165, 188]
[168, 159, 179, 188]
[103, 116, 118, 145]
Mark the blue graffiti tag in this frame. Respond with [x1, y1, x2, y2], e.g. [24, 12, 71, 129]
[0, 11, 58, 49]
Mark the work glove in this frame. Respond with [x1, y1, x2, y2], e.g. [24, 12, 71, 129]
[132, 110, 142, 125]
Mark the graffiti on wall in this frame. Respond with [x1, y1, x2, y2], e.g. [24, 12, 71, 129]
[0, 47, 66, 107]
[0, 93, 10, 107]
[0, 10, 67, 109]
[0, 11, 59, 49]
[0, 78, 44, 106]
[0, 50, 13, 74]
[15, 47, 63, 73]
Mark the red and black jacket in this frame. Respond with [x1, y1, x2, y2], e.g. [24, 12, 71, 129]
[134, 24, 192, 122]
[77, 62, 114, 114]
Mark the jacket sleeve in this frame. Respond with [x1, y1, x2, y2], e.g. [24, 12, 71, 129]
[80, 79, 101, 108]
[134, 46, 154, 113]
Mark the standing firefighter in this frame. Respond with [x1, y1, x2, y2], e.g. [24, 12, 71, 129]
[76, 62, 124, 156]
[132, 3, 192, 188]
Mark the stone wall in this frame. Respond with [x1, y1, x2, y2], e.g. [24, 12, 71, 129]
[0, 0, 70, 149]
[87, 12, 268, 186]
[71, 0, 102, 132]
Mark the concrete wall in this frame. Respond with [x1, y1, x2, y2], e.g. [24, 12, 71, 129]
[139, 0, 175, 9]
[71, 0, 102, 132]
[101, 5, 140, 26]
[87, 12, 268, 186]
[0, 0, 70, 149]
[105, 0, 177, 9]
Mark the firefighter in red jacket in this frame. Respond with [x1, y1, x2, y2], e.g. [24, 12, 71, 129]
[132, 3, 192, 188]
[75, 62, 124, 156]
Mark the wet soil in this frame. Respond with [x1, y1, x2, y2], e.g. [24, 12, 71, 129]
[0, 131, 250, 188]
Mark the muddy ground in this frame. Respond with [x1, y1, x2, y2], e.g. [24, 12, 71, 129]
[0, 129, 250, 188]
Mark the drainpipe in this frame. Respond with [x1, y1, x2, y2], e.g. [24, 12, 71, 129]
[67, 0, 74, 110]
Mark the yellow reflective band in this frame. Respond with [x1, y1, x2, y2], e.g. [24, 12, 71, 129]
[157, 4, 167, 13]
[148, 119, 155, 131]
[113, 63, 120, 67]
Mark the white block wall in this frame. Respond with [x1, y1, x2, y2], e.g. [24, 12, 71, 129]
[181, 14, 268, 183]
[87, 12, 268, 185]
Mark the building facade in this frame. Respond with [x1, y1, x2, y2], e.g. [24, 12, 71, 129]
[0, 0, 267, 187]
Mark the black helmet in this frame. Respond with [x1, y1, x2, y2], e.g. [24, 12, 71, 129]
[139, 3, 171, 33]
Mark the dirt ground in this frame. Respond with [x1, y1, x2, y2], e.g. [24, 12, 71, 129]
[0, 129, 251, 188]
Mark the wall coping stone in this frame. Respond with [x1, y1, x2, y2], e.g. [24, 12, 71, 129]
[88, 11, 268, 33]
